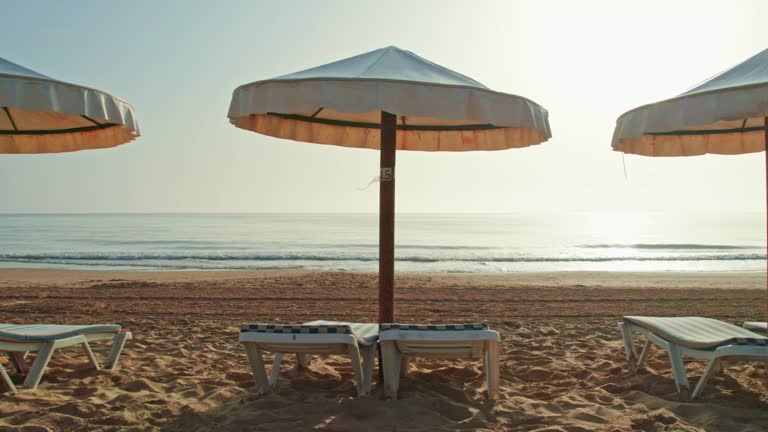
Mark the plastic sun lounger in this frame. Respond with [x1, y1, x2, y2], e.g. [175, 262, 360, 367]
[379, 323, 501, 400]
[239, 320, 379, 397]
[743, 322, 768, 334]
[0, 323, 132, 393]
[618, 316, 768, 400]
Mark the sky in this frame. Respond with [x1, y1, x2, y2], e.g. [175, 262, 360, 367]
[1, 0, 767, 213]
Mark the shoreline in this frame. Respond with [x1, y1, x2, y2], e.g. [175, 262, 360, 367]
[0, 267, 765, 290]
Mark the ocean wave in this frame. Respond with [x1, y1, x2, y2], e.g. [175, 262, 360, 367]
[63, 241, 496, 251]
[578, 243, 758, 250]
[323, 244, 496, 250]
[0, 252, 764, 264]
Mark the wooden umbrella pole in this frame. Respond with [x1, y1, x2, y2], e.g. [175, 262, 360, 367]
[379, 111, 397, 324]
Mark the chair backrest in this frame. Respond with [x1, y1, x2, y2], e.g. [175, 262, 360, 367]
[744, 322, 768, 334]
[241, 323, 374, 345]
[0, 324, 121, 342]
[380, 323, 489, 331]
[624, 316, 768, 350]
[241, 323, 352, 334]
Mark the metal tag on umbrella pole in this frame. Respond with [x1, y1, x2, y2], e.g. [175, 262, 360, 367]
[380, 168, 393, 181]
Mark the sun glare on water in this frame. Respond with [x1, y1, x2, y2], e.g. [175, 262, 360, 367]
[574, 211, 674, 272]
[580, 211, 657, 247]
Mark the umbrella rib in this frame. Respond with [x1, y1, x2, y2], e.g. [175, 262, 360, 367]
[359, 49, 389, 77]
[0, 124, 118, 135]
[310, 107, 324, 118]
[81, 115, 108, 128]
[649, 126, 765, 136]
[2, 107, 18, 131]
[266, 112, 499, 131]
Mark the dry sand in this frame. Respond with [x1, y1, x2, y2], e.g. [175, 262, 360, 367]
[0, 269, 766, 431]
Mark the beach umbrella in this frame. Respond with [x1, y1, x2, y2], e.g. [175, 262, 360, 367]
[228, 46, 551, 323]
[612, 48, 768, 322]
[0, 57, 139, 154]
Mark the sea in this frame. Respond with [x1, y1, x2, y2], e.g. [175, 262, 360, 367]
[0, 212, 765, 273]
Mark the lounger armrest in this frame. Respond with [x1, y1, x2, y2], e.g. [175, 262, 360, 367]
[84, 332, 128, 343]
[711, 344, 768, 357]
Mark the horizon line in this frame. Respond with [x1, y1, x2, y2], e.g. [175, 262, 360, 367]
[0, 210, 765, 215]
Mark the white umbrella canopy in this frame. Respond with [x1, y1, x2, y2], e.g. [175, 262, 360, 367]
[613, 48, 768, 156]
[229, 46, 552, 323]
[611, 48, 768, 323]
[0, 57, 139, 154]
[229, 46, 551, 151]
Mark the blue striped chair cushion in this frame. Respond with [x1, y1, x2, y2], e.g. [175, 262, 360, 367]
[380, 323, 489, 331]
[0, 324, 121, 342]
[623, 316, 768, 350]
[744, 322, 768, 334]
[241, 321, 379, 346]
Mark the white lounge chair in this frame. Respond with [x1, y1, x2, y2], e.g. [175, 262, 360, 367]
[743, 321, 767, 334]
[0, 323, 132, 393]
[239, 320, 379, 397]
[379, 323, 500, 400]
[618, 316, 768, 399]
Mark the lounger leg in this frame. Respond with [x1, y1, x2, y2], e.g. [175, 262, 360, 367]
[23, 341, 56, 391]
[692, 358, 720, 400]
[667, 344, 690, 397]
[9, 352, 27, 375]
[381, 341, 401, 400]
[269, 353, 283, 387]
[347, 345, 365, 397]
[104, 332, 131, 370]
[244, 343, 270, 393]
[400, 356, 409, 378]
[0, 364, 16, 394]
[635, 340, 652, 372]
[361, 345, 377, 395]
[81, 341, 100, 370]
[618, 322, 638, 364]
[296, 353, 312, 370]
[486, 340, 500, 400]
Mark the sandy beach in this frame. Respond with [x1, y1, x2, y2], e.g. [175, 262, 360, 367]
[0, 269, 766, 431]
